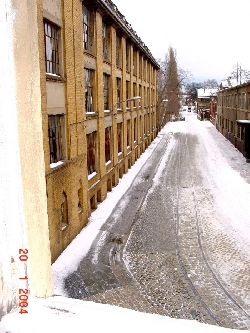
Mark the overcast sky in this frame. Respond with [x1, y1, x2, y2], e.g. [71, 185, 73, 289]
[113, 0, 250, 83]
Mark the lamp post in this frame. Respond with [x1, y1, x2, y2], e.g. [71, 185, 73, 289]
[113, 96, 141, 115]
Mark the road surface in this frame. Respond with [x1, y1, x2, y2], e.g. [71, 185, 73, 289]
[64, 112, 250, 329]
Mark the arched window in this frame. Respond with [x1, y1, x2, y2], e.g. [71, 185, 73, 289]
[61, 192, 68, 230]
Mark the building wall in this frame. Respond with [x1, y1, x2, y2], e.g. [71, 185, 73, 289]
[216, 83, 250, 152]
[40, 0, 159, 263]
[0, 0, 53, 318]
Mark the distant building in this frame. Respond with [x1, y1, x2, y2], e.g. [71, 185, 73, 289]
[196, 88, 217, 120]
[216, 82, 250, 161]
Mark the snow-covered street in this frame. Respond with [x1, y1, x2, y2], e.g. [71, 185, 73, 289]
[1, 112, 250, 332]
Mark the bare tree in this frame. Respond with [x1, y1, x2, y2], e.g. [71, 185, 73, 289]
[202, 79, 219, 89]
[230, 63, 250, 84]
[157, 47, 190, 130]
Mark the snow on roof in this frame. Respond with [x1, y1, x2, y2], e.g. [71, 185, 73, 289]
[220, 77, 249, 89]
[197, 88, 217, 98]
[220, 78, 239, 88]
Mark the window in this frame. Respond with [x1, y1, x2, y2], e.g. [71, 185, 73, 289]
[238, 94, 242, 109]
[117, 123, 122, 154]
[126, 81, 130, 107]
[103, 74, 110, 110]
[61, 192, 68, 230]
[126, 43, 130, 72]
[44, 21, 60, 75]
[147, 63, 150, 82]
[82, 5, 93, 52]
[78, 180, 83, 212]
[105, 127, 111, 162]
[116, 35, 122, 68]
[84, 68, 94, 113]
[242, 93, 246, 109]
[127, 120, 130, 147]
[116, 78, 121, 109]
[134, 118, 137, 142]
[102, 22, 110, 61]
[133, 83, 136, 107]
[87, 132, 97, 175]
[231, 121, 234, 133]
[139, 55, 142, 79]
[231, 94, 234, 108]
[133, 49, 137, 76]
[48, 115, 64, 164]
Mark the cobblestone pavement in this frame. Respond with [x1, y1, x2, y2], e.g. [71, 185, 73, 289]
[64, 114, 250, 329]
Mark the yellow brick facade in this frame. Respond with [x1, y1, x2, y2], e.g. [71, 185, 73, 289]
[38, 0, 159, 262]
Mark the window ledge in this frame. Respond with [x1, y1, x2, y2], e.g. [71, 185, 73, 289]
[61, 223, 68, 231]
[46, 73, 66, 82]
[50, 160, 65, 169]
[88, 171, 97, 180]
[86, 111, 97, 117]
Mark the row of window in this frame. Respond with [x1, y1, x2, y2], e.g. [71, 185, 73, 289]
[217, 116, 246, 140]
[44, 5, 155, 81]
[218, 92, 250, 110]
[49, 114, 150, 170]
[44, 21, 155, 113]
[86, 116, 149, 174]
[85, 68, 155, 112]
[83, 4, 154, 80]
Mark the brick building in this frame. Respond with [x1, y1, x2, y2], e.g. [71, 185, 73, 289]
[216, 82, 250, 161]
[196, 88, 217, 120]
[39, 0, 160, 262]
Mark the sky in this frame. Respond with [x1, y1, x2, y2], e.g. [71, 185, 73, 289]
[112, 0, 250, 83]
[1, 113, 250, 332]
